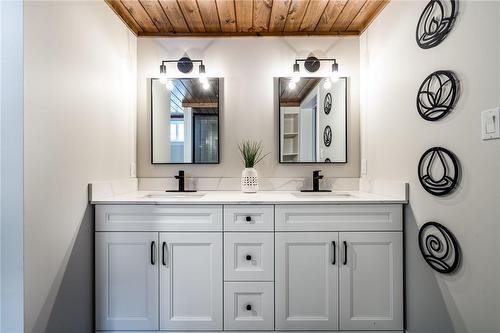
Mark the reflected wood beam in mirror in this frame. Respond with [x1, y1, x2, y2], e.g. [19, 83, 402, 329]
[182, 102, 219, 108]
[280, 78, 321, 106]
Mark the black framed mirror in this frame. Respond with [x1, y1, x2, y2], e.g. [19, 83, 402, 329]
[150, 78, 220, 164]
[278, 77, 347, 163]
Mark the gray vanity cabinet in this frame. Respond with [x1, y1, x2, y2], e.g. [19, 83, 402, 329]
[94, 203, 403, 332]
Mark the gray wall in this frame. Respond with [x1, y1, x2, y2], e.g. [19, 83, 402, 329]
[137, 37, 361, 178]
[360, 2, 500, 332]
[23, 2, 136, 332]
[1, 1, 24, 332]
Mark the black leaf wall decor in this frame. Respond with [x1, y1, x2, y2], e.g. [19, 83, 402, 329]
[416, 0, 458, 49]
[417, 70, 459, 121]
[418, 221, 461, 273]
[323, 126, 332, 147]
[324, 93, 332, 115]
[418, 147, 460, 196]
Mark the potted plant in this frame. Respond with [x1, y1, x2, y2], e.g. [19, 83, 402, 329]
[238, 140, 269, 193]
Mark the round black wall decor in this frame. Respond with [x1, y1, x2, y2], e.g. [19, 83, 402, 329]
[323, 126, 332, 147]
[177, 57, 194, 73]
[325, 158, 331, 162]
[417, 70, 459, 121]
[324, 93, 332, 114]
[304, 56, 320, 73]
[418, 147, 459, 196]
[418, 221, 460, 274]
[416, 0, 458, 49]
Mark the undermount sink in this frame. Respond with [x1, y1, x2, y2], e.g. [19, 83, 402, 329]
[145, 192, 206, 199]
[293, 192, 353, 198]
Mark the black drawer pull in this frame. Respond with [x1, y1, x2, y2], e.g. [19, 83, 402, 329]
[246, 304, 252, 311]
[343, 241, 348, 265]
[246, 254, 252, 261]
[245, 216, 252, 222]
[332, 241, 336, 265]
[162, 242, 167, 266]
[150, 241, 156, 265]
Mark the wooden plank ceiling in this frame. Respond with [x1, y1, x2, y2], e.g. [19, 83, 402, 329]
[106, 0, 389, 37]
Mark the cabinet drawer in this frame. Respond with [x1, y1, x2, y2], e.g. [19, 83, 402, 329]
[95, 205, 222, 231]
[224, 205, 274, 231]
[224, 233, 274, 281]
[275, 204, 402, 231]
[224, 282, 274, 331]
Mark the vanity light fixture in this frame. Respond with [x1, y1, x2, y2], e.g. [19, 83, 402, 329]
[159, 57, 209, 90]
[290, 57, 340, 87]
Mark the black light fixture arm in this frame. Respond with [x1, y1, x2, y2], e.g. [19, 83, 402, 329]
[294, 58, 337, 64]
[161, 59, 204, 66]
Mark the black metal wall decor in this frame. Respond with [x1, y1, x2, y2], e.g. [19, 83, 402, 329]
[418, 221, 460, 273]
[323, 126, 332, 147]
[324, 93, 332, 114]
[417, 70, 459, 121]
[418, 147, 459, 196]
[416, 0, 458, 49]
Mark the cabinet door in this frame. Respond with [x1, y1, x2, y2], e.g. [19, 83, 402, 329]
[275, 232, 339, 330]
[95, 232, 158, 331]
[160, 233, 223, 330]
[339, 232, 403, 331]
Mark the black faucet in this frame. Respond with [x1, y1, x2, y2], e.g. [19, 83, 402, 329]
[301, 170, 332, 192]
[166, 170, 197, 192]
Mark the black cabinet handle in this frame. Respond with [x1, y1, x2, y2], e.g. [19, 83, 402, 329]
[246, 304, 252, 311]
[150, 241, 156, 265]
[162, 242, 167, 266]
[343, 241, 347, 265]
[246, 254, 252, 261]
[332, 241, 336, 265]
[245, 216, 252, 222]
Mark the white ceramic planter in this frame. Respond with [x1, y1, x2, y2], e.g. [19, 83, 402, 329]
[241, 168, 259, 193]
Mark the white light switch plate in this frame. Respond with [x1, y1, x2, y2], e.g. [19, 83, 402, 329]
[481, 107, 500, 140]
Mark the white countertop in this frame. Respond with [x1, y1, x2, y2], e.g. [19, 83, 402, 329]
[90, 190, 407, 205]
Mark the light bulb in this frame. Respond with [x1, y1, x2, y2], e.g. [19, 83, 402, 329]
[292, 63, 300, 83]
[198, 64, 207, 84]
[288, 80, 296, 90]
[199, 76, 208, 85]
[323, 78, 332, 89]
[331, 62, 339, 82]
[202, 81, 210, 90]
[159, 64, 167, 84]
[166, 79, 174, 91]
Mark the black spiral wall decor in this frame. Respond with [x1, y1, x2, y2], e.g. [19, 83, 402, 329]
[418, 147, 459, 196]
[418, 221, 460, 273]
[323, 126, 332, 147]
[416, 0, 458, 49]
[324, 93, 332, 114]
[417, 70, 459, 121]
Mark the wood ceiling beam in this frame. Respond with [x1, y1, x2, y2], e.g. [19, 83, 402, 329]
[107, 0, 389, 37]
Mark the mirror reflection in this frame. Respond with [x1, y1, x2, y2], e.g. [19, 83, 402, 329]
[151, 78, 219, 164]
[279, 77, 347, 163]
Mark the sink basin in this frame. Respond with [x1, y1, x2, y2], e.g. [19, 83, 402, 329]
[145, 192, 206, 199]
[293, 192, 353, 198]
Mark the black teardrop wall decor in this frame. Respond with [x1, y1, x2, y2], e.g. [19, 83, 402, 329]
[324, 93, 332, 114]
[418, 221, 461, 273]
[323, 126, 332, 147]
[416, 0, 458, 49]
[418, 147, 460, 196]
[417, 70, 459, 121]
